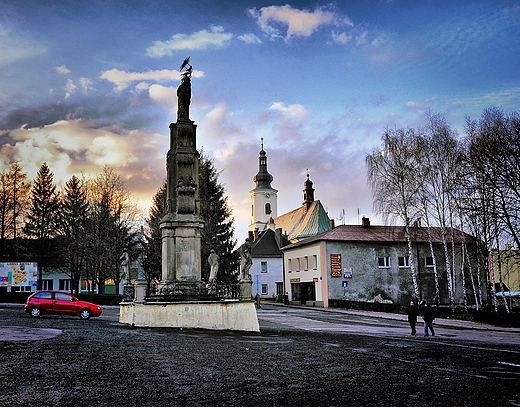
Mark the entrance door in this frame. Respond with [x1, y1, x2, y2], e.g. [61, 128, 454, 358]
[300, 282, 316, 305]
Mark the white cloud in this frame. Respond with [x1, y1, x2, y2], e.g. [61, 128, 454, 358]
[100, 68, 205, 91]
[55, 65, 71, 74]
[79, 77, 93, 92]
[148, 84, 176, 108]
[248, 5, 352, 41]
[268, 102, 308, 121]
[146, 25, 232, 58]
[0, 119, 164, 205]
[0, 25, 46, 67]
[332, 31, 351, 45]
[64, 79, 77, 99]
[237, 33, 262, 44]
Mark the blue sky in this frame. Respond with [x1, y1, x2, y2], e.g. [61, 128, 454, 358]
[1, 0, 519, 240]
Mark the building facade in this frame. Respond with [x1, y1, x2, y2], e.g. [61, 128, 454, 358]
[282, 218, 486, 308]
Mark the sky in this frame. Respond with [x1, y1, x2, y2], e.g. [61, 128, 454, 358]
[1, 0, 519, 242]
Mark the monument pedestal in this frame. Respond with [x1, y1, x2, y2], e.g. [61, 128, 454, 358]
[119, 300, 259, 332]
[239, 279, 253, 301]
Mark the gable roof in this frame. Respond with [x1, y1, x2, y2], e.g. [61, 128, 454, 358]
[281, 224, 479, 250]
[251, 228, 290, 257]
[274, 200, 330, 241]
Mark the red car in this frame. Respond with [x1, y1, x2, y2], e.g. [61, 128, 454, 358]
[24, 290, 102, 320]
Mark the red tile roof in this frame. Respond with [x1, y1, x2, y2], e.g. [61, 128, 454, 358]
[281, 224, 479, 250]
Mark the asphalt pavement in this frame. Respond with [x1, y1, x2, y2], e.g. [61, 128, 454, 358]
[1, 302, 519, 407]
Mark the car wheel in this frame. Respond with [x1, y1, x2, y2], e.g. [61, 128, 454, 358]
[79, 309, 91, 320]
[30, 307, 42, 318]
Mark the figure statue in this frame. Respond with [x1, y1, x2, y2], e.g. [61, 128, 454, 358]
[237, 238, 253, 281]
[177, 56, 192, 120]
[120, 250, 130, 283]
[208, 250, 219, 282]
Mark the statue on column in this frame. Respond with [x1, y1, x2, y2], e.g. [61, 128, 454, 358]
[208, 249, 219, 282]
[237, 238, 253, 281]
[120, 250, 130, 283]
[177, 56, 192, 120]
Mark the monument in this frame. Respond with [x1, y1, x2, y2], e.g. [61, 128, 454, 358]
[119, 58, 259, 332]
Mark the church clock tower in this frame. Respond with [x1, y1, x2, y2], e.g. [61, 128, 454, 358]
[249, 139, 278, 232]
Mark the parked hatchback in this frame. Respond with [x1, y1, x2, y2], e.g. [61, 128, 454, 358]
[24, 290, 102, 320]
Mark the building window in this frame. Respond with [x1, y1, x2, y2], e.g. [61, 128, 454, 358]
[41, 279, 53, 290]
[296, 258, 301, 272]
[261, 261, 268, 273]
[378, 257, 391, 268]
[313, 255, 318, 270]
[287, 259, 292, 273]
[261, 284, 268, 295]
[398, 257, 410, 268]
[425, 257, 434, 267]
[59, 279, 71, 291]
[265, 203, 271, 215]
[304, 256, 309, 271]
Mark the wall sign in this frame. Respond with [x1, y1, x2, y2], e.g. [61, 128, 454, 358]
[330, 254, 342, 277]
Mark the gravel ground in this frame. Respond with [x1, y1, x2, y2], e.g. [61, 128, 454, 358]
[1, 304, 519, 407]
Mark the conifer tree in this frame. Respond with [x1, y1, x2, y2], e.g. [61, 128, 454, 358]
[142, 181, 166, 288]
[23, 162, 60, 288]
[59, 175, 89, 293]
[198, 153, 238, 283]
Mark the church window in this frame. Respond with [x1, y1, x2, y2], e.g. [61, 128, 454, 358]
[265, 203, 271, 215]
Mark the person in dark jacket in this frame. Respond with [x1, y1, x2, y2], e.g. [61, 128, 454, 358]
[420, 300, 435, 336]
[406, 300, 419, 336]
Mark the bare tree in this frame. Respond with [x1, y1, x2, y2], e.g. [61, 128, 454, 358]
[366, 128, 422, 299]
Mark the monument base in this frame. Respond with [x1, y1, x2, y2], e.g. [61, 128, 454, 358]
[119, 300, 260, 332]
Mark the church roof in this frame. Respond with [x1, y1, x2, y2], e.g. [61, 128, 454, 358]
[274, 200, 330, 242]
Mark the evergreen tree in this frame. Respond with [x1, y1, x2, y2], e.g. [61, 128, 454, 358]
[143, 181, 166, 288]
[198, 153, 238, 283]
[23, 162, 60, 288]
[59, 175, 89, 293]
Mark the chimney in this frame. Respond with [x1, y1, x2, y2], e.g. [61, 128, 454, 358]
[362, 217, 370, 227]
[413, 218, 421, 228]
[330, 219, 335, 229]
[275, 228, 283, 248]
[254, 228, 259, 242]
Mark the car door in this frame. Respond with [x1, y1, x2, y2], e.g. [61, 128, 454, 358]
[53, 292, 78, 315]
[32, 291, 54, 313]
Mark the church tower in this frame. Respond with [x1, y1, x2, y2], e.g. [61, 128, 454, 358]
[249, 139, 278, 232]
[302, 171, 315, 212]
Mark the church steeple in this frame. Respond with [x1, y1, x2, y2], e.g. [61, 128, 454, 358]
[249, 139, 278, 232]
[253, 138, 273, 188]
[303, 170, 315, 211]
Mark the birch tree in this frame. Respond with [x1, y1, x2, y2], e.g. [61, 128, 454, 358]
[366, 128, 421, 299]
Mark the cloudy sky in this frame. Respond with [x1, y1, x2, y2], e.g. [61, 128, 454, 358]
[1, 0, 519, 241]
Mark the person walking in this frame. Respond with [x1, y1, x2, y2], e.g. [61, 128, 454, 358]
[420, 300, 435, 336]
[406, 300, 419, 336]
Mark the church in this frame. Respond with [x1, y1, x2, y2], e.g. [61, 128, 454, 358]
[247, 142, 331, 301]
[246, 142, 485, 309]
